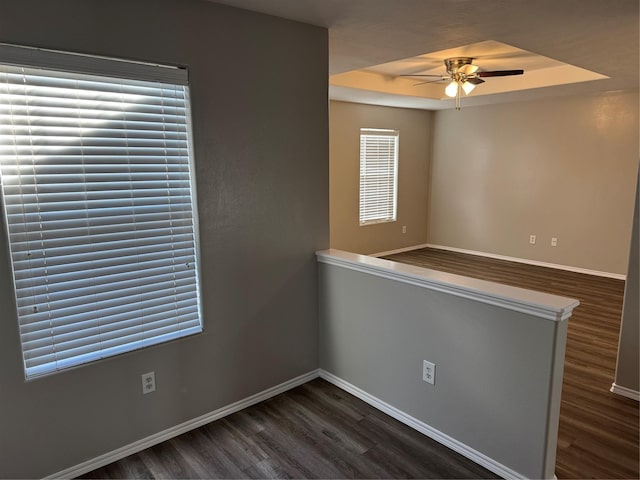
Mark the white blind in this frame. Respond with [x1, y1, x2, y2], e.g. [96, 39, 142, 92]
[359, 128, 399, 225]
[0, 59, 202, 379]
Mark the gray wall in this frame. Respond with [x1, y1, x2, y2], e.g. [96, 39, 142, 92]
[0, 1, 328, 477]
[330, 101, 432, 254]
[318, 259, 569, 479]
[615, 164, 639, 392]
[428, 90, 639, 275]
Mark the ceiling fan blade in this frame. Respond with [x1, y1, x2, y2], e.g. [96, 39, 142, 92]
[477, 69, 524, 77]
[413, 78, 448, 86]
[399, 74, 445, 78]
[467, 77, 485, 85]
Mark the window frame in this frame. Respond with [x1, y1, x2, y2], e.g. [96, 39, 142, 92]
[0, 44, 204, 380]
[359, 128, 399, 226]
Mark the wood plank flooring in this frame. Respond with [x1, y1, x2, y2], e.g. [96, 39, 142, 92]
[382, 247, 639, 479]
[81, 378, 497, 479]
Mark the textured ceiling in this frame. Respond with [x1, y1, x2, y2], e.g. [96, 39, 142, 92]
[211, 0, 639, 109]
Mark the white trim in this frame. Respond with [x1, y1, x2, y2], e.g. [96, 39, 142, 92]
[46, 370, 320, 480]
[317, 249, 579, 322]
[610, 383, 640, 401]
[371, 243, 430, 258]
[318, 370, 527, 480]
[426, 244, 626, 280]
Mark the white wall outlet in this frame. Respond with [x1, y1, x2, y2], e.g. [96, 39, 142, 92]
[402, 225, 407, 234]
[423, 360, 435, 385]
[141, 371, 156, 394]
[551, 237, 558, 247]
[529, 234, 536, 245]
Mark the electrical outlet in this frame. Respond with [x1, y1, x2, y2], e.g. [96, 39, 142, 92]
[423, 360, 435, 385]
[141, 371, 156, 394]
[551, 237, 558, 247]
[402, 225, 407, 234]
[529, 234, 536, 245]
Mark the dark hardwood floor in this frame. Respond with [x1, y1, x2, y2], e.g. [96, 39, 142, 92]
[82, 378, 497, 479]
[382, 247, 639, 480]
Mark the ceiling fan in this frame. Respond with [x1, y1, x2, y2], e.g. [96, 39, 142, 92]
[402, 57, 524, 110]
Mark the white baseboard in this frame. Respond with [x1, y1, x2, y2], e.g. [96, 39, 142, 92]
[50, 368, 535, 479]
[610, 382, 640, 401]
[47, 369, 320, 480]
[318, 369, 526, 480]
[371, 243, 430, 258]
[426, 244, 626, 280]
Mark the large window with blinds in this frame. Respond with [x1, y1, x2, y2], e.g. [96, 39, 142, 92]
[359, 128, 399, 225]
[0, 44, 203, 379]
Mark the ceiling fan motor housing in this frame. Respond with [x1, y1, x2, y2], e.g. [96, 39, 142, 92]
[444, 57, 475, 74]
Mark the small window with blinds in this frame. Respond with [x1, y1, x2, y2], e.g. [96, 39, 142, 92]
[359, 128, 399, 225]
[0, 45, 203, 379]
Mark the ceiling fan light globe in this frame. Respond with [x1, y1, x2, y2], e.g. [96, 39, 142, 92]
[461, 81, 476, 95]
[445, 81, 458, 97]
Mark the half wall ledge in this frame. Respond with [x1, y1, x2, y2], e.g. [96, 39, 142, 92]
[316, 249, 579, 321]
